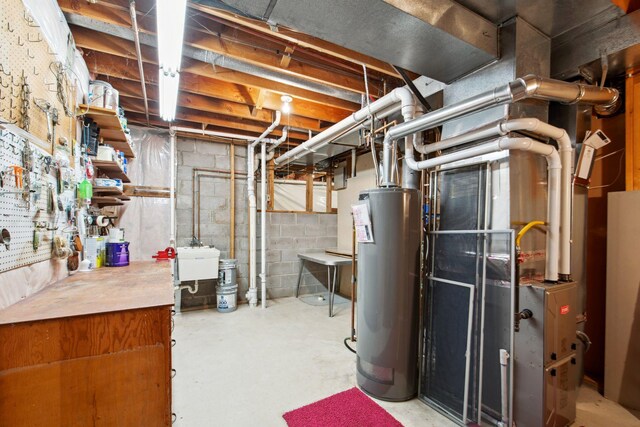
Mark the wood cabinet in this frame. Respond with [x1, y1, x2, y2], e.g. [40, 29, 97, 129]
[0, 262, 174, 426]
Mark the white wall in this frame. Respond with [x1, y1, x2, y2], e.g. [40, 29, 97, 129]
[336, 153, 377, 295]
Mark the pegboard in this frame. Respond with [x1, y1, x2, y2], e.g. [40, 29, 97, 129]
[0, 0, 77, 157]
[0, 127, 76, 273]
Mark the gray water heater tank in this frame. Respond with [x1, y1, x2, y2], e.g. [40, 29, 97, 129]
[356, 187, 421, 401]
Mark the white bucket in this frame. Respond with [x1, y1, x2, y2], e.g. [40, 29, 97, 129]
[216, 284, 238, 313]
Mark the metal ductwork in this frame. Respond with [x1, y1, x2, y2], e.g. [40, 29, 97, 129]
[194, 0, 499, 83]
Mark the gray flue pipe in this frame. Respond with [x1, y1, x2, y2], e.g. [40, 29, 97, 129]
[381, 74, 619, 187]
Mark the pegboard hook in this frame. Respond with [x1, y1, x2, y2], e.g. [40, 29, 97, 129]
[0, 77, 8, 89]
[6, 22, 13, 33]
[27, 33, 42, 43]
[0, 65, 10, 77]
[27, 49, 35, 59]
[23, 11, 39, 27]
[17, 36, 24, 47]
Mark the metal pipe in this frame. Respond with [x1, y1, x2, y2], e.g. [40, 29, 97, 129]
[519, 75, 620, 115]
[128, 1, 150, 125]
[406, 137, 561, 282]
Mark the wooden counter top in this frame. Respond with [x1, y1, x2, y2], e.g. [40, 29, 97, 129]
[0, 261, 174, 325]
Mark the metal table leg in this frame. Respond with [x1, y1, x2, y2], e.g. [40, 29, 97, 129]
[329, 265, 339, 317]
[295, 259, 305, 298]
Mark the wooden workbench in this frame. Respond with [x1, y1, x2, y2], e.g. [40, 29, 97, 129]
[0, 261, 174, 427]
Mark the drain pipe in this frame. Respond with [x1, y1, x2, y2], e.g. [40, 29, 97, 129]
[248, 111, 281, 308]
[411, 118, 573, 279]
[405, 136, 561, 282]
[275, 87, 415, 167]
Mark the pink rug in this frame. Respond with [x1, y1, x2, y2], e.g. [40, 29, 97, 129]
[283, 387, 403, 427]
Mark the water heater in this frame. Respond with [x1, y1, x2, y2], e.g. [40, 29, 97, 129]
[356, 188, 421, 401]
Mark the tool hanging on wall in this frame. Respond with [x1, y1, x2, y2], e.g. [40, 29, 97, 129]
[33, 98, 58, 151]
[19, 73, 31, 132]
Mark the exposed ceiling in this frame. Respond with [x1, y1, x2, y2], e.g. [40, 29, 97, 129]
[59, 0, 412, 147]
[60, 0, 634, 153]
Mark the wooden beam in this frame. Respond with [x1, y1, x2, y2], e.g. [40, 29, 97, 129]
[305, 166, 314, 212]
[60, 1, 379, 94]
[267, 159, 275, 210]
[73, 31, 359, 112]
[79, 48, 352, 124]
[110, 78, 322, 131]
[280, 46, 295, 68]
[251, 89, 267, 117]
[119, 99, 308, 142]
[627, 72, 640, 191]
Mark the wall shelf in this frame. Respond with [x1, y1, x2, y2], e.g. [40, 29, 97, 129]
[91, 196, 124, 207]
[78, 105, 135, 158]
[92, 160, 131, 183]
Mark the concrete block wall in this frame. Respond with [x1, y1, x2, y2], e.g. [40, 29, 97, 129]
[175, 136, 249, 309]
[257, 212, 338, 299]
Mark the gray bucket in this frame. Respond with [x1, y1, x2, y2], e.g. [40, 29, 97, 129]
[216, 284, 238, 313]
[218, 259, 237, 286]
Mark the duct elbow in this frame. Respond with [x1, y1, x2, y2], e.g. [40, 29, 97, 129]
[394, 87, 416, 120]
[594, 88, 621, 116]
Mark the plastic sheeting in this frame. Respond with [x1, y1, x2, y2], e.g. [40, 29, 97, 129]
[258, 179, 337, 211]
[22, 0, 90, 100]
[117, 126, 171, 261]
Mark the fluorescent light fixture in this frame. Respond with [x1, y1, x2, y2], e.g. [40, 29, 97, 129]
[281, 95, 293, 114]
[159, 71, 180, 121]
[157, 0, 187, 121]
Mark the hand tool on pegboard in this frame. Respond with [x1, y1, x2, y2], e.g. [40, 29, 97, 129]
[19, 72, 30, 132]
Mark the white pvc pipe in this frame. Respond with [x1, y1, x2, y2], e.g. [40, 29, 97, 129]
[411, 118, 573, 279]
[405, 136, 561, 282]
[275, 87, 415, 167]
[169, 130, 176, 247]
[248, 111, 281, 308]
[498, 119, 572, 280]
[260, 141, 267, 309]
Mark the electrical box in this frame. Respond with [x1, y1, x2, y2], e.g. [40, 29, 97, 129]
[514, 281, 578, 427]
[176, 246, 220, 282]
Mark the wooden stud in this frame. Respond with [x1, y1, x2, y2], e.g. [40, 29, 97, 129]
[626, 73, 635, 191]
[305, 166, 314, 212]
[325, 172, 333, 213]
[280, 46, 295, 68]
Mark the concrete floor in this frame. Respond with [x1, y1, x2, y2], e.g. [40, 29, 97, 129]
[173, 297, 640, 427]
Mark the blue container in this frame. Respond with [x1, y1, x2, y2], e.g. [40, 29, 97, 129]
[106, 242, 130, 267]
